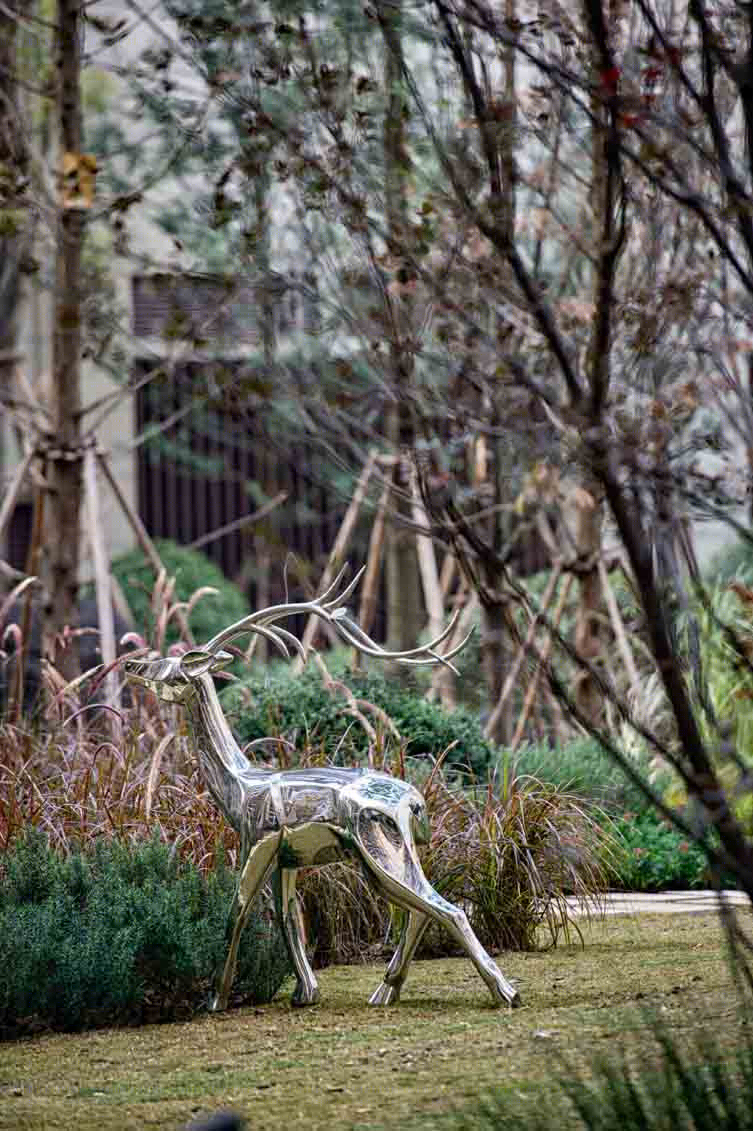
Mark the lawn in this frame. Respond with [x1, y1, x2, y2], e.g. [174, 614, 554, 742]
[1, 912, 749, 1131]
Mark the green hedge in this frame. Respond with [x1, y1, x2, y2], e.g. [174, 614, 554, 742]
[111, 538, 250, 647]
[0, 831, 290, 1038]
[221, 669, 496, 778]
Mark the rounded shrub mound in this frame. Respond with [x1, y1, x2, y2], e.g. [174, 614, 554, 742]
[512, 737, 656, 812]
[705, 537, 753, 586]
[111, 538, 250, 646]
[0, 830, 291, 1038]
[221, 669, 496, 778]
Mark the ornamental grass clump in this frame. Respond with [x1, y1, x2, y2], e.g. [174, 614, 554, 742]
[419, 766, 609, 954]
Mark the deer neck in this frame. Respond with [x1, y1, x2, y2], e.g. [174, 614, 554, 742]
[183, 672, 264, 830]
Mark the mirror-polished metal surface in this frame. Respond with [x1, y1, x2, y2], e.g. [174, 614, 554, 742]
[124, 568, 520, 1010]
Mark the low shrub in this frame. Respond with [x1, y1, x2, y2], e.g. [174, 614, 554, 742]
[111, 538, 250, 647]
[512, 737, 658, 813]
[0, 830, 291, 1038]
[222, 669, 496, 778]
[608, 809, 710, 891]
[705, 536, 753, 586]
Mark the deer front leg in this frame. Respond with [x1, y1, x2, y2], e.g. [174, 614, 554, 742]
[210, 831, 280, 1013]
[369, 910, 429, 1005]
[272, 867, 320, 1007]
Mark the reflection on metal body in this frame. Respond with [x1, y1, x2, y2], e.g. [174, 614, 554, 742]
[124, 567, 520, 1010]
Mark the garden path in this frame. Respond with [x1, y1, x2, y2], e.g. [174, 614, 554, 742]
[570, 889, 749, 916]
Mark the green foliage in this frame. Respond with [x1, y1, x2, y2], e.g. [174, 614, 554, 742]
[705, 537, 753, 586]
[609, 810, 710, 891]
[511, 737, 657, 813]
[221, 669, 496, 778]
[0, 829, 290, 1038]
[111, 538, 250, 647]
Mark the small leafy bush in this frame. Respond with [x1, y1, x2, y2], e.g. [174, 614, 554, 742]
[111, 538, 249, 647]
[222, 669, 496, 778]
[0, 830, 291, 1038]
[609, 810, 710, 891]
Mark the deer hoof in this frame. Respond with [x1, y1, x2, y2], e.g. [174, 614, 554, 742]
[368, 981, 400, 1006]
[490, 981, 521, 1008]
[291, 985, 320, 1008]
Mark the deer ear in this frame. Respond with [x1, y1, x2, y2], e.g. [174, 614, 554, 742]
[179, 649, 216, 678]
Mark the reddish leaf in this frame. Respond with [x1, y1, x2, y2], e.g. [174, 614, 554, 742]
[600, 66, 620, 93]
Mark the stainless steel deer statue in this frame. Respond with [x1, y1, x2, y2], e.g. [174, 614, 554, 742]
[124, 568, 520, 1010]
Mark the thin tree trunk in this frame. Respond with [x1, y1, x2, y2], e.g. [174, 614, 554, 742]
[0, 1, 27, 477]
[480, 597, 511, 745]
[381, 3, 422, 652]
[47, 0, 85, 678]
[570, 10, 619, 726]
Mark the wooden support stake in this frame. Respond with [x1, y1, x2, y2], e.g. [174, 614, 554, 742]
[598, 557, 641, 696]
[510, 575, 573, 751]
[426, 588, 477, 703]
[0, 447, 35, 548]
[439, 552, 456, 599]
[357, 477, 391, 641]
[83, 447, 119, 718]
[411, 478, 454, 708]
[97, 452, 195, 644]
[484, 564, 562, 741]
[292, 450, 377, 673]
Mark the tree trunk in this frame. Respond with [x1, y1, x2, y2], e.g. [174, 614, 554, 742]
[381, 0, 422, 652]
[481, 597, 511, 746]
[0, 1, 27, 469]
[563, 481, 604, 725]
[47, 0, 85, 678]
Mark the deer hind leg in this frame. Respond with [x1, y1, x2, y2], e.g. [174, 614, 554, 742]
[428, 892, 520, 1007]
[369, 910, 429, 1005]
[272, 867, 320, 1007]
[211, 831, 281, 1013]
[356, 832, 520, 1008]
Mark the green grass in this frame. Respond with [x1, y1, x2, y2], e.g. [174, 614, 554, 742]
[0, 912, 750, 1130]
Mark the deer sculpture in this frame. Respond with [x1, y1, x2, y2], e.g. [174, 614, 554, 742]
[124, 568, 520, 1011]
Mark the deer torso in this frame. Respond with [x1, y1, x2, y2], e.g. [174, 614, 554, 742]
[185, 673, 418, 865]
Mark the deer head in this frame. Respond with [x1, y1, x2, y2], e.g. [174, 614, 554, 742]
[124, 649, 234, 703]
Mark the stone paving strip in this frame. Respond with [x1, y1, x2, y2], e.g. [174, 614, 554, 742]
[568, 890, 750, 916]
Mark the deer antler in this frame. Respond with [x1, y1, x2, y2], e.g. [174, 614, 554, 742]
[204, 565, 472, 673]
